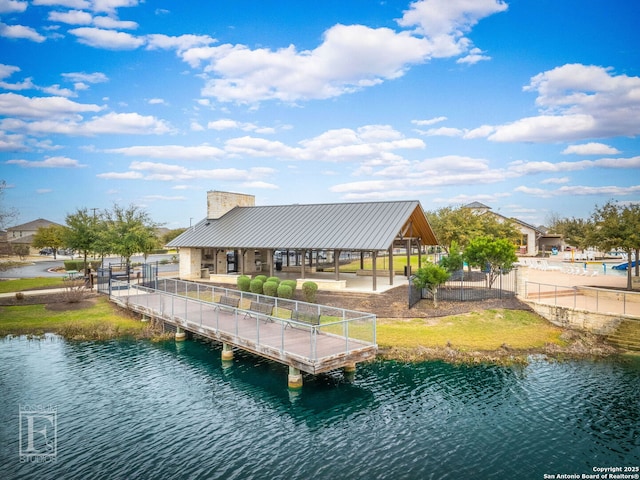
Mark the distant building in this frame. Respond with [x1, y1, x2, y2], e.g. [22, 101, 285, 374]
[6, 218, 64, 252]
[464, 202, 561, 256]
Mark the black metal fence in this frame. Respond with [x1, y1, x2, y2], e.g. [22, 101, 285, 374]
[97, 262, 159, 295]
[409, 268, 518, 307]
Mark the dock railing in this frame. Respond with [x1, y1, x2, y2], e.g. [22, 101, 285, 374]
[524, 281, 640, 318]
[109, 278, 377, 368]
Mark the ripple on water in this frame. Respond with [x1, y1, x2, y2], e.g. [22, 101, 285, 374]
[1, 337, 639, 480]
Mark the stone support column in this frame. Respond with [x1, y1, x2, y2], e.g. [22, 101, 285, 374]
[175, 326, 186, 342]
[221, 343, 234, 361]
[288, 366, 303, 389]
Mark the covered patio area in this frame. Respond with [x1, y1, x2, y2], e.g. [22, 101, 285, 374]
[168, 191, 439, 292]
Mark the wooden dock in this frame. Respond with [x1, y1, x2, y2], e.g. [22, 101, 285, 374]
[108, 280, 377, 380]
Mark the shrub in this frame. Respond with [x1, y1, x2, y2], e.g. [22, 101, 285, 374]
[63, 260, 101, 271]
[263, 281, 278, 297]
[266, 276, 281, 285]
[249, 278, 264, 295]
[237, 275, 251, 292]
[281, 279, 297, 291]
[277, 283, 293, 299]
[302, 281, 318, 303]
[255, 275, 268, 283]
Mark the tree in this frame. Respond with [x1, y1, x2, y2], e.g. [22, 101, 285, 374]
[439, 240, 464, 273]
[11, 243, 30, 260]
[413, 263, 450, 307]
[64, 208, 101, 271]
[32, 224, 67, 259]
[477, 213, 521, 244]
[162, 228, 187, 246]
[464, 237, 518, 288]
[0, 180, 17, 231]
[589, 201, 640, 290]
[427, 205, 521, 253]
[102, 204, 159, 268]
[547, 215, 591, 250]
[426, 206, 481, 252]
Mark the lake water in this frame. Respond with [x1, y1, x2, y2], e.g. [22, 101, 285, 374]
[1, 335, 638, 480]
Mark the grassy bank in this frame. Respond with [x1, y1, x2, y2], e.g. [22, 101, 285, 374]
[0, 277, 64, 293]
[378, 309, 565, 351]
[375, 308, 616, 363]
[0, 296, 165, 340]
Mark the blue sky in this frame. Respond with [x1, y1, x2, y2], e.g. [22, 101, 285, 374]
[1, 0, 639, 229]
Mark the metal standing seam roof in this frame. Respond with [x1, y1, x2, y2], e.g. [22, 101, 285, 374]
[168, 200, 438, 251]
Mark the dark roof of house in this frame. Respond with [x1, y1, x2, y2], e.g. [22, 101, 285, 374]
[7, 218, 63, 231]
[169, 200, 438, 251]
[464, 201, 491, 209]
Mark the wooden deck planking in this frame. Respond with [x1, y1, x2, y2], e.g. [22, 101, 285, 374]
[114, 290, 376, 374]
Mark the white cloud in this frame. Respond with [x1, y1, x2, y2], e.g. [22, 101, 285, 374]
[196, 24, 432, 103]
[515, 184, 640, 197]
[93, 16, 138, 30]
[540, 177, 570, 184]
[486, 64, 640, 142]
[48, 10, 93, 25]
[32, 0, 91, 9]
[61, 71, 108, 83]
[0, 92, 103, 119]
[81, 112, 172, 134]
[1, 110, 172, 136]
[422, 126, 464, 137]
[456, 47, 491, 65]
[0, 0, 27, 13]
[142, 194, 187, 201]
[562, 142, 621, 155]
[509, 156, 640, 175]
[0, 130, 26, 151]
[0, 23, 46, 42]
[69, 27, 143, 49]
[146, 33, 215, 52]
[6, 155, 86, 168]
[411, 116, 447, 126]
[397, 0, 507, 58]
[205, 119, 275, 134]
[98, 160, 276, 182]
[105, 144, 225, 160]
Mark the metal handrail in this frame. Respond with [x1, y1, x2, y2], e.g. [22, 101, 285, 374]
[110, 279, 376, 363]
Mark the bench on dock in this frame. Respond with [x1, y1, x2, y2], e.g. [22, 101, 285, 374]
[289, 309, 320, 326]
[217, 295, 240, 312]
[244, 301, 275, 322]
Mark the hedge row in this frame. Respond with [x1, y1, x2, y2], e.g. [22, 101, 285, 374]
[63, 260, 102, 271]
[236, 275, 318, 303]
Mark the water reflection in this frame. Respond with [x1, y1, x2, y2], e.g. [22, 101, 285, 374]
[1, 335, 638, 480]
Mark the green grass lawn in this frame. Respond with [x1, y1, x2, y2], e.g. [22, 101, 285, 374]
[377, 309, 566, 352]
[0, 277, 65, 294]
[325, 254, 436, 273]
[0, 296, 154, 339]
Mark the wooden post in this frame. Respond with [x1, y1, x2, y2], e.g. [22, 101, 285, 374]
[372, 251, 377, 291]
[389, 246, 394, 285]
[300, 249, 306, 279]
[334, 249, 341, 281]
[406, 238, 411, 278]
